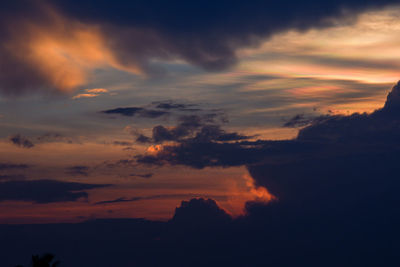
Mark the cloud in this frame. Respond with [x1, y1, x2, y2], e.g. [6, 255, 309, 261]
[72, 88, 109, 99]
[72, 93, 99, 99]
[170, 198, 232, 226]
[36, 133, 71, 143]
[9, 134, 34, 148]
[94, 195, 228, 206]
[129, 173, 153, 179]
[8, 133, 76, 148]
[0, 1, 398, 94]
[3, 193, 400, 266]
[113, 141, 134, 146]
[102, 107, 169, 118]
[0, 179, 111, 203]
[4, 72, 400, 260]
[152, 101, 199, 111]
[85, 88, 108, 93]
[0, 163, 30, 170]
[134, 113, 250, 146]
[52, 0, 397, 71]
[283, 114, 333, 128]
[0, 175, 26, 181]
[65, 165, 90, 177]
[135, 81, 400, 172]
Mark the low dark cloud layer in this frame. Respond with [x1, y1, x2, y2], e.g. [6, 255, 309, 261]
[0, 174, 26, 181]
[94, 194, 228, 205]
[0, 179, 110, 203]
[5, 194, 400, 266]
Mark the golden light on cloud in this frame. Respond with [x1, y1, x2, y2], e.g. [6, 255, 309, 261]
[3, 7, 143, 93]
[85, 88, 109, 93]
[237, 6, 400, 85]
[72, 88, 109, 99]
[146, 144, 164, 155]
[243, 172, 276, 202]
[71, 93, 98, 99]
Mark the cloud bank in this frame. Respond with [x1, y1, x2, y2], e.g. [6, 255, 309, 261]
[0, 0, 398, 94]
[0, 179, 110, 203]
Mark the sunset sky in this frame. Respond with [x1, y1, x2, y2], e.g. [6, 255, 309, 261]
[3, 1, 400, 266]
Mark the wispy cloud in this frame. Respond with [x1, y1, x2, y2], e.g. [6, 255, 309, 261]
[72, 88, 110, 99]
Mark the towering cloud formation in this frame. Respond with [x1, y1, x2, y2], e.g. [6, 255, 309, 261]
[137, 81, 400, 213]
[0, 0, 398, 94]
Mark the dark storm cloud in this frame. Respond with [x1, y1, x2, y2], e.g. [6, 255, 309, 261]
[130, 82, 400, 266]
[0, 0, 398, 94]
[136, 81, 400, 171]
[9, 134, 34, 148]
[0, 179, 111, 203]
[4, 193, 400, 266]
[6, 85, 400, 267]
[65, 166, 90, 177]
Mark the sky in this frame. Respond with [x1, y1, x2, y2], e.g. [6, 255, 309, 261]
[2, 1, 400, 266]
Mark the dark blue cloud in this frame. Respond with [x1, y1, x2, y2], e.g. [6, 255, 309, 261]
[102, 107, 169, 118]
[0, 179, 111, 203]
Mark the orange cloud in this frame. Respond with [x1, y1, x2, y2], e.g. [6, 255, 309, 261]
[72, 88, 109, 99]
[243, 172, 276, 202]
[2, 6, 142, 94]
